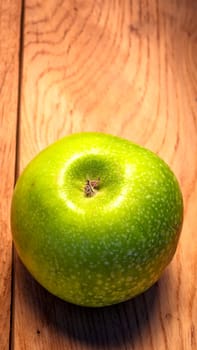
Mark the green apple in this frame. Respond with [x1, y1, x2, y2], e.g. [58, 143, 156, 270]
[11, 132, 183, 307]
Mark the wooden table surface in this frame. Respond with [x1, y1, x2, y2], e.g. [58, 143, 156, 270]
[1, 1, 197, 349]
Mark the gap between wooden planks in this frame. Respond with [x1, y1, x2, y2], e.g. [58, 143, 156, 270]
[2, 0, 197, 349]
[0, 1, 23, 349]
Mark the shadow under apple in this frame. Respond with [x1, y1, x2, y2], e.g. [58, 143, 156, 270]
[13, 254, 162, 348]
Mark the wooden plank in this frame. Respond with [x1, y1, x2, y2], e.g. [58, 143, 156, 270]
[13, 0, 197, 349]
[0, 1, 22, 349]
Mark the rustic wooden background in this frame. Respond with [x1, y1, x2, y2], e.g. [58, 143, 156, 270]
[0, 0, 197, 349]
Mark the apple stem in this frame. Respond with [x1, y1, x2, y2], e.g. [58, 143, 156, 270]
[84, 178, 100, 197]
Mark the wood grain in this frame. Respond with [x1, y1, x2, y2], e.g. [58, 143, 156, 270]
[0, 1, 22, 349]
[12, 0, 197, 349]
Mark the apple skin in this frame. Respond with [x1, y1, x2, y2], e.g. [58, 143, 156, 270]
[11, 132, 183, 307]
